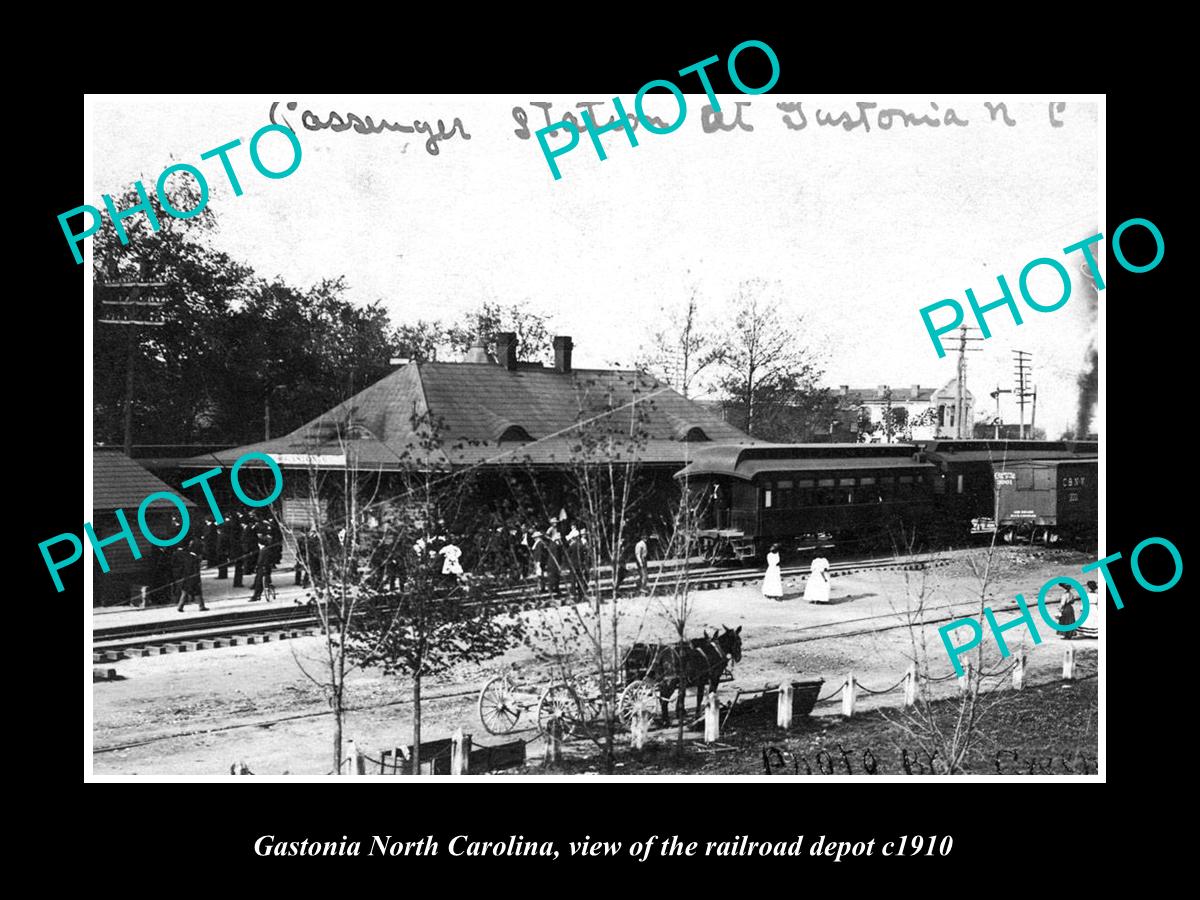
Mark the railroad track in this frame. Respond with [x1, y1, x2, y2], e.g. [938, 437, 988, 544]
[90, 550, 970, 663]
[92, 591, 1090, 754]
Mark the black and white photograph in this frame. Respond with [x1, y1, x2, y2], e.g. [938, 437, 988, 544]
[78, 90, 1107, 781]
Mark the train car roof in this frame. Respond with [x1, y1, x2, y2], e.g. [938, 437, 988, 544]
[675, 443, 930, 481]
[921, 439, 1098, 463]
[993, 457, 1098, 469]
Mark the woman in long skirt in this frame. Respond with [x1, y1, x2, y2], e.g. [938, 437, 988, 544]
[1056, 584, 1078, 638]
[804, 556, 831, 604]
[762, 543, 784, 600]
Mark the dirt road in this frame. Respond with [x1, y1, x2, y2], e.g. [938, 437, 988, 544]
[91, 548, 1100, 775]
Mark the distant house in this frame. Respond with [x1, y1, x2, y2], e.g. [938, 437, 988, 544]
[178, 334, 751, 525]
[834, 379, 974, 442]
[93, 448, 195, 605]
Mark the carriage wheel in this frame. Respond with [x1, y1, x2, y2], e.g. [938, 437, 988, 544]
[478, 673, 522, 735]
[617, 679, 660, 728]
[537, 682, 587, 741]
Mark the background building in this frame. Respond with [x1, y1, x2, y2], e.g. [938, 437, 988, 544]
[92, 448, 195, 605]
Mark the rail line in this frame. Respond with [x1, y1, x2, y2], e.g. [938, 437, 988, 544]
[91, 589, 1074, 755]
[92, 551, 968, 661]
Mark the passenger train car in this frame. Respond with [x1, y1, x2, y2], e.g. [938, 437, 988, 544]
[674, 440, 1098, 560]
[675, 444, 936, 560]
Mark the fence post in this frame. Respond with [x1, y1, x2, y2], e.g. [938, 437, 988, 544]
[344, 740, 360, 776]
[1013, 649, 1026, 690]
[959, 661, 972, 695]
[631, 708, 649, 750]
[543, 719, 562, 767]
[842, 672, 856, 717]
[904, 663, 917, 707]
[704, 692, 720, 743]
[451, 728, 468, 776]
[777, 683, 793, 729]
[1062, 644, 1075, 680]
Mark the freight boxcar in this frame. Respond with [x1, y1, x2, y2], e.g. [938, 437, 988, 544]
[674, 443, 936, 560]
[919, 440, 1098, 542]
[992, 457, 1098, 545]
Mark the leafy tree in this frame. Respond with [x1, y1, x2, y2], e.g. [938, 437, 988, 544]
[93, 181, 254, 448]
[445, 300, 554, 364]
[393, 320, 447, 362]
[93, 183, 398, 450]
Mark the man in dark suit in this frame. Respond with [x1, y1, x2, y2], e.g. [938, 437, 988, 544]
[250, 512, 276, 602]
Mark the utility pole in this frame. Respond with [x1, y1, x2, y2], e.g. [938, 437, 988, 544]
[954, 326, 984, 438]
[97, 265, 169, 456]
[1013, 351, 1033, 439]
[989, 384, 1012, 439]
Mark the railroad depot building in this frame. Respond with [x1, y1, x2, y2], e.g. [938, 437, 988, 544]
[178, 334, 751, 527]
[93, 448, 196, 605]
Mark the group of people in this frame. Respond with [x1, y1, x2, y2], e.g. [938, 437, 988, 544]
[147, 509, 284, 611]
[761, 543, 830, 604]
[524, 524, 651, 600]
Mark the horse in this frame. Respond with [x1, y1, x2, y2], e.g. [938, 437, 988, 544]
[644, 625, 743, 723]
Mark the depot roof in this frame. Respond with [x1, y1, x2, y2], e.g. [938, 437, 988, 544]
[94, 448, 196, 511]
[180, 361, 751, 470]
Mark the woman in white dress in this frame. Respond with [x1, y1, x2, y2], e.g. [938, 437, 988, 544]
[762, 543, 784, 601]
[804, 556, 831, 604]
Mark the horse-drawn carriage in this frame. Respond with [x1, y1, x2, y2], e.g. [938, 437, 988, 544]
[477, 626, 743, 740]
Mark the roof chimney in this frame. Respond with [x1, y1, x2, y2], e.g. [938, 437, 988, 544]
[553, 335, 573, 374]
[496, 331, 518, 371]
[463, 333, 490, 364]
[911, 384, 920, 395]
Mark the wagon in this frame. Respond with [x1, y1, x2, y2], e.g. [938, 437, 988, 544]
[478, 627, 742, 740]
[477, 669, 614, 740]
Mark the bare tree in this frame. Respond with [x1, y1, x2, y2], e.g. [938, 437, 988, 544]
[639, 288, 723, 398]
[880, 504, 1017, 773]
[716, 279, 831, 440]
[513, 374, 665, 772]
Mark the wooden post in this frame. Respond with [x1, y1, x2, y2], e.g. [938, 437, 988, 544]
[450, 728, 469, 776]
[631, 709, 649, 750]
[1013, 649, 1026, 690]
[904, 663, 917, 707]
[344, 740, 360, 776]
[543, 719, 562, 766]
[842, 672, 856, 717]
[704, 692, 720, 743]
[777, 683, 793, 729]
[1063, 644, 1075, 680]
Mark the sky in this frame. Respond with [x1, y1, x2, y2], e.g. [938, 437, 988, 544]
[87, 94, 1101, 438]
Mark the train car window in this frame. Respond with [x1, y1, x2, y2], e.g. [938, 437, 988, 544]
[957, 474, 964, 494]
[777, 480, 794, 489]
[1016, 469, 1034, 491]
[1034, 469, 1053, 490]
[878, 476, 894, 500]
[860, 477, 876, 485]
[816, 477, 836, 505]
[933, 473, 946, 494]
[763, 486, 773, 509]
[898, 474, 914, 497]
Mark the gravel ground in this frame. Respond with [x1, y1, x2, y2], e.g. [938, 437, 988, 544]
[91, 547, 1101, 776]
